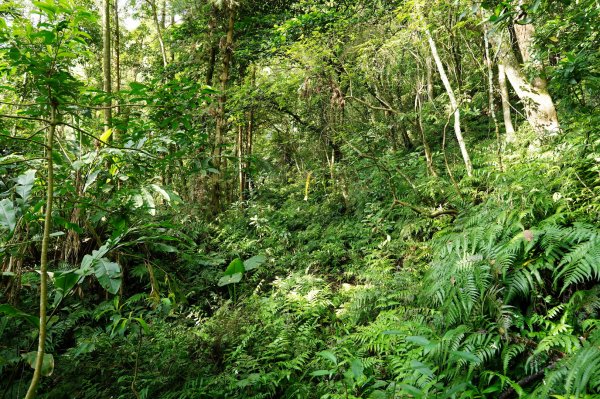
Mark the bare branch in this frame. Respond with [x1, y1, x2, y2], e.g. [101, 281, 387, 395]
[0, 133, 49, 149]
[0, 114, 50, 123]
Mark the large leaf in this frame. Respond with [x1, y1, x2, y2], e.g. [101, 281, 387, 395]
[218, 272, 243, 287]
[80, 243, 111, 272]
[350, 358, 364, 379]
[243, 255, 266, 271]
[93, 258, 122, 294]
[0, 199, 16, 232]
[405, 336, 431, 346]
[0, 304, 39, 327]
[83, 170, 99, 192]
[22, 352, 54, 376]
[450, 350, 481, 364]
[150, 184, 170, 202]
[52, 269, 81, 305]
[141, 187, 156, 216]
[317, 350, 337, 365]
[224, 258, 245, 276]
[15, 169, 36, 202]
[310, 369, 333, 377]
[99, 128, 112, 143]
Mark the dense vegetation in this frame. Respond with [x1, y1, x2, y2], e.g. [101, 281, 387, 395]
[1, 0, 600, 397]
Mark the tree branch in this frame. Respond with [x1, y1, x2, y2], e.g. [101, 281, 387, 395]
[0, 133, 49, 149]
[0, 114, 50, 123]
[345, 95, 398, 113]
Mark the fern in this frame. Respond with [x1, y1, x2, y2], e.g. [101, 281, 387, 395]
[556, 235, 600, 289]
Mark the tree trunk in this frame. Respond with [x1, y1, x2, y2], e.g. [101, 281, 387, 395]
[24, 104, 56, 399]
[416, 83, 437, 176]
[211, 5, 235, 210]
[488, 27, 560, 135]
[113, 0, 121, 141]
[237, 124, 244, 202]
[102, 0, 112, 137]
[114, 0, 121, 94]
[205, 5, 218, 86]
[426, 29, 473, 176]
[498, 63, 516, 142]
[147, 0, 168, 68]
[484, 25, 503, 170]
[426, 55, 434, 101]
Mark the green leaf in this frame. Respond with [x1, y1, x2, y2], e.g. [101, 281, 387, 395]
[406, 336, 430, 346]
[134, 317, 150, 334]
[141, 187, 156, 216]
[153, 243, 178, 253]
[369, 390, 387, 399]
[150, 184, 170, 202]
[224, 258, 245, 276]
[317, 350, 337, 365]
[80, 242, 111, 272]
[383, 329, 404, 335]
[15, 169, 36, 202]
[398, 383, 424, 397]
[52, 269, 81, 300]
[83, 170, 99, 192]
[22, 352, 54, 376]
[243, 254, 266, 271]
[0, 199, 16, 232]
[310, 369, 333, 377]
[410, 360, 434, 378]
[451, 350, 481, 364]
[93, 258, 122, 294]
[218, 272, 243, 286]
[0, 304, 39, 327]
[350, 358, 364, 379]
[32, 1, 58, 18]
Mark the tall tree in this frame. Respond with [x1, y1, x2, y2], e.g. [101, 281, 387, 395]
[425, 28, 473, 176]
[102, 0, 112, 136]
[146, 0, 168, 68]
[486, 13, 560, 136]
[211, 2, 235, 209]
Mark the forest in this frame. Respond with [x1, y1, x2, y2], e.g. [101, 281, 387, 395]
[0, 0, 599, 397]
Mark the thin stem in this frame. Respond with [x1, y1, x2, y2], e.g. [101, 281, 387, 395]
[0, 133, 49, 149]
[0, 114, 50, 123]
[24, 104, 56, 399]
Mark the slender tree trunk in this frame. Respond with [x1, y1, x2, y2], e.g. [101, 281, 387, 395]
[426, 29, 473, 176]
[205, 5, 218, 86]
[24, 104, 56, 399]
[160, 0, 166, 30]
[246, 95, 253, 195]
[237, 124, 244, 202]
[170, 10, 175, 63]
[426, 55, 434, 101]
[498, 63, 516, 142]
[484, 25, 503, 170]
[102, 0, 112, 137]
[211, 6, 235, 210]
[113, 0, 121, 142]
[114, 0, 121, 94]
[416, 83, 437, 176]
[147, 0, 168, 68]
